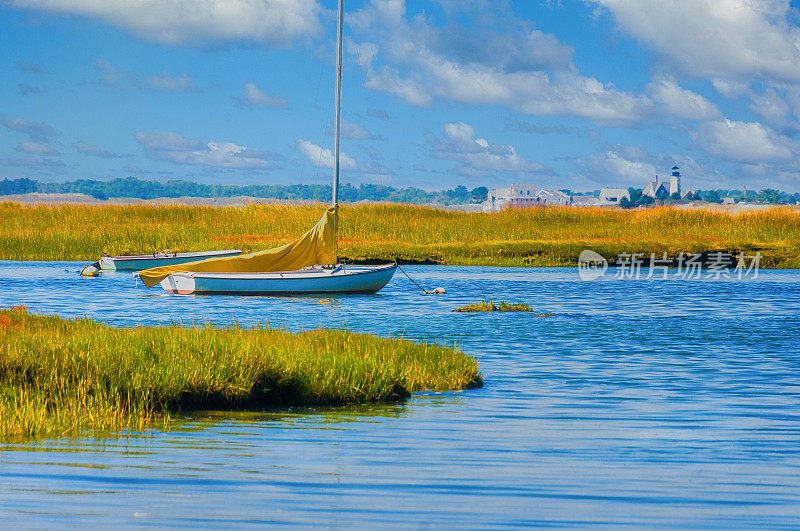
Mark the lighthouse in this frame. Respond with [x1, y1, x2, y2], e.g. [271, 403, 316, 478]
[669, 166, 681, 197]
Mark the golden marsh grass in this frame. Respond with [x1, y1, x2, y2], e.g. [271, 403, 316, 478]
[1, 202, 798, 267]
[0, 307, 482, 440]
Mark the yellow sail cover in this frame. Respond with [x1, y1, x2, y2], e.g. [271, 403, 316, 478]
[139, 206, 338, 288]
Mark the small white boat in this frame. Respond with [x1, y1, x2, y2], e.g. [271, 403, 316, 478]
[159, 264, 397, 295]
[99, 249, 242, 271]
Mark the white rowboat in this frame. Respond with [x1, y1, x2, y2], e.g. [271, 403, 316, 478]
[159, 264, 397, 295]
[100, 249, 242, 271]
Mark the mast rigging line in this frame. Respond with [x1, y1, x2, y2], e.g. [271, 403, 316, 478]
[332, 0, 344, 207]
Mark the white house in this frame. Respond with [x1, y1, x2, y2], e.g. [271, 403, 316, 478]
[535, 189, 571, 205]
[484, 183, 538, 211]
[571, 194, 601, 207]
[642, 176, 670, 199]
[599, 188, 630, 205]
[643, 168, 681, 199]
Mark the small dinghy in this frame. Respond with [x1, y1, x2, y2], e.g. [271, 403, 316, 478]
[99, 249, 242, 271]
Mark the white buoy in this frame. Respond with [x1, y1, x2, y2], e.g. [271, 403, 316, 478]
[80, 264, 100, 277]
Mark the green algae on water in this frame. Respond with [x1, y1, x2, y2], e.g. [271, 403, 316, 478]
[453, 300, 552, 314]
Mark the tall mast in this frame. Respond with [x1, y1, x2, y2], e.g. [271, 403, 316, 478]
[332, 0, 343, 206]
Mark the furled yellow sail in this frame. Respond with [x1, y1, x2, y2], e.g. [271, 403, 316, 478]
[139, 206, 338, 288]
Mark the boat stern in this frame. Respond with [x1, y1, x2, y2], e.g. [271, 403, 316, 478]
[160, 273, 196, 295]
[98, 257, 116, 270]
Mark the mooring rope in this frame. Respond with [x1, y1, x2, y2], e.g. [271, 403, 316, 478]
[396, 264, 445, 294]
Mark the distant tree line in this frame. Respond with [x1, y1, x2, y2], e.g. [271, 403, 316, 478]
[3, 177, 796, 207]
[0, 177, 490, 206]
[619, 187, 800, 209]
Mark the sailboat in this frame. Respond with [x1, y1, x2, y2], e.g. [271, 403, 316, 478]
[138, 0, 396, 295]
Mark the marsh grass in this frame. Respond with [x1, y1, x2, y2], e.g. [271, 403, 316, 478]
[0, 307, 482, 440]
[1, 202, 799, 267]
[453, 300, 541, 313]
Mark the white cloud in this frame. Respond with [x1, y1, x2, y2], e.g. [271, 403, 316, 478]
[592, 0, 800, 82]
[1, 115, 57, 138]
[297, 139, 357, 170]
[749, 87, 792, 126]
[505, 118, 600, 140]
[577, 149, 728, 189]
[739, 162, 800, 189]
[241, 82, 287, 108]
[0, 156, 65, 170]
[74, 141, 125, 158]
[16, 141, 59, 156]
[581, 151, 656, 185]
[367, 108, 390, 120]
[12, 0, 324, 47]
[745, 84, 800, 128]
[587, 1, 800, 179]
[350, 32, 642, 122]
[146, 72, 195, 92]
[136, 130, 278, 169]
[646, 78, 721, 121]
[711, 79, 751, 99]
[94, 57, 128, 90]
[430, 122, 543, 175]
[361, 144, 383, 161]
[692, 119, 795, 162]
[350, 40, 432, 107]
[341, 120, 373, 140]
[347, 0, 718, 126]
[352, 0, 573, 73]
[326, 119, 374, 140]
[434, 0, 494, 15]
[136, 130, 205, 152]
[663, 155, 728, 190]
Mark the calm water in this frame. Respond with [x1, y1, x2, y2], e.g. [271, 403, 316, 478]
[1, 261, 799, 528]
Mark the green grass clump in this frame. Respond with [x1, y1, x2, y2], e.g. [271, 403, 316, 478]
[1, 202, 799, 267]
[0, 307, 482, 440]
[454, 300, 545, 313]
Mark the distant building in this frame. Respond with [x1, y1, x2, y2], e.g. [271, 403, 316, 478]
[642, 175, 670, 199]
[599, 188, 630, 205]
[535, 189, 571, 206]
[643, 167, 681, 199]
[481, 164, 686, 210]
[485, 183, 538, 211]
[571, 194, 601, 207]
[669, 166, 681, 196]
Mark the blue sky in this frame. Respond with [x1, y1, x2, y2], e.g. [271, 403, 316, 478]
[2, 0, 800, 192]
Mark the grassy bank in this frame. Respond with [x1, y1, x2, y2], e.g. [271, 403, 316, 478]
[1, 202, 799, 267]
[0, 307, 481, 440]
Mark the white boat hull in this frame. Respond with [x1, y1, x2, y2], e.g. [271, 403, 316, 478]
[158, 264, 397, 295]
[100, 249, 242, 271]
